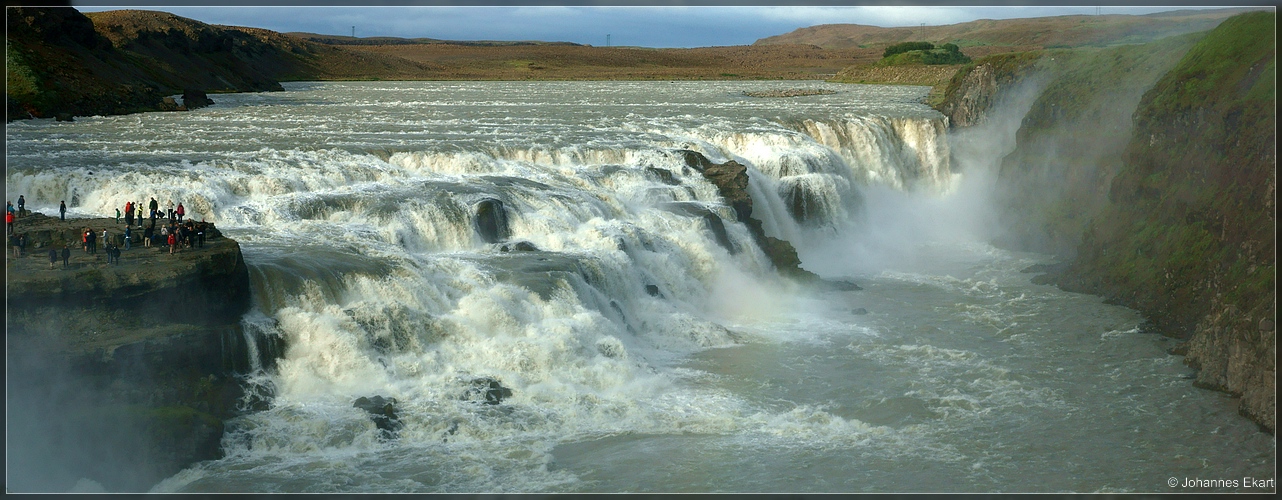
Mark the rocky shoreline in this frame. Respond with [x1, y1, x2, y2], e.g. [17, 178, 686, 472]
[742, 88, 837, 98]
[6, 212, 264, 492]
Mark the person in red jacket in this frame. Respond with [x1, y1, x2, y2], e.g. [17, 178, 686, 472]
[176, 203, 185, 222]
[5, 211, 13, 235]
[168, 232, 177, 254]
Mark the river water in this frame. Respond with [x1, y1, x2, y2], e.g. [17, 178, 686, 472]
[4, 81, 1273, 493]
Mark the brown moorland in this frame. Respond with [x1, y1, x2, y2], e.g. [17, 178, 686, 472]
[339, 42, 876, 80]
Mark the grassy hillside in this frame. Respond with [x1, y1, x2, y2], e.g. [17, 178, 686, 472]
[7, 7, 167, 119]
[1050, 12, 1275, 432]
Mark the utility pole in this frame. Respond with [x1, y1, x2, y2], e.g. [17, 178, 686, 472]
[352, 26, 355, 38]
[920, 23, 926, 40]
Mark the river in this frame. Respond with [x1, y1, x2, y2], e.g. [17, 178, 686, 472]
[4, 80, 1273, 493]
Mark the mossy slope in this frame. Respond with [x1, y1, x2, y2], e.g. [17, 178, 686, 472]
[1054, 12, 1275, 432]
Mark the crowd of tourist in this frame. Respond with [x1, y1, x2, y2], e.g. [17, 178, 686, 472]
[7, 195, 215, 270]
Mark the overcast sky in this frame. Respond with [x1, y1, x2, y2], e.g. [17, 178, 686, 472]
[69, 3, 1262, 48]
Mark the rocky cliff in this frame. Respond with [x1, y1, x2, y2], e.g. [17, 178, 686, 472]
[5, 213, 266, 491]
[937, 12, 1274, 433]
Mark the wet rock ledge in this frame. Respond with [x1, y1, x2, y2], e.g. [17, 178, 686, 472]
[5, 212, 261, 492]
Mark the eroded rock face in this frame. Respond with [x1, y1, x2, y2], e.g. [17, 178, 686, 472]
[1183, 299, 1276, 433]
[939, 62, 997, 128]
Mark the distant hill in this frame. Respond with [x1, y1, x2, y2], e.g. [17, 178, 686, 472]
[287, 32, 583, 47]
[755, 8, 1264, 51]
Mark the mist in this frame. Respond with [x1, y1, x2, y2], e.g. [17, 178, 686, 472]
[794, 72, 1050, 279]
[6, 314, 220, 493]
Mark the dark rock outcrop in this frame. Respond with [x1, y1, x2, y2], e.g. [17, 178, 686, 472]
[674, 149, 824, 282]
[158, 96, 183, 111]
[181, 89, 214, 109]
[463, 377, 513, 405]
[353, 396, 403, 439]
[500, 240, 539, 252]
[473, 198, 510, 244]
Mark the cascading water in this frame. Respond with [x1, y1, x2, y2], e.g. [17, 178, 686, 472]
[5, 81, 1272, 493]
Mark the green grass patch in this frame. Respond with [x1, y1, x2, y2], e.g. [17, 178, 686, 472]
[6, 45, 40, 99]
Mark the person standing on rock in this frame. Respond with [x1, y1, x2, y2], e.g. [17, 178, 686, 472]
[176, 202, 185, 223]
[5, 210, 13, 235]
[149, 197, 159, 221]
[143, 224, 154, 248]
[10, 233, 20, 258]
[168, 231, 177, 254]
[167, 200, 175, 222]
[18, 195, 25, 215]
[87, 228, 97, 255]
[125, 201, 133, 227]
[102, 228, 109, 249]
[115, 207, 122, 224]
[49, 246, 58, 269]
[62, 244, 70, 269]
[124, 226, 132, 250]
[60, 200, 67, 220]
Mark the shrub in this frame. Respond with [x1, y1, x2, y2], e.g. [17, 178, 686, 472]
[921, 49, 971, 65]
[883, 41, 935, 58]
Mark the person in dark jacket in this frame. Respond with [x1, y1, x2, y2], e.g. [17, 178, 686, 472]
[59, 200, 67, 220]
[61, 244, 70, 269]
[48, 247, 58, 269]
